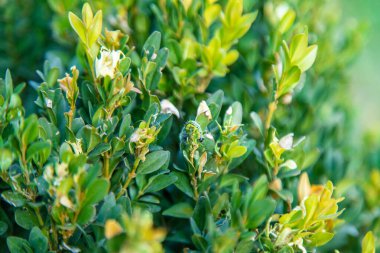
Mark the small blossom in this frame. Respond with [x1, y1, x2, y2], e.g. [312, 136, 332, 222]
[95, 47, 123, 79]
[204, 133, 214, 140]
[275, 4, 289, 20]
[160, 99, 180, 118]
[45, 98, 53, 109]
[281, 159, 297, 170]
[130, 131, 140, 143]
[197, 101, 212, 120]
[226, 106, 233, 115]
[279, 133, 294, 150]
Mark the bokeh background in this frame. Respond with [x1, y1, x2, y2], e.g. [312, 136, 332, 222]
[1, 0, 379, 130]
[345, 0, 380, 131]
[0, 0, 379, 250]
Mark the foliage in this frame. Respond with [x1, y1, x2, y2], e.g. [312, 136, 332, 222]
[0, 0, 378, 252]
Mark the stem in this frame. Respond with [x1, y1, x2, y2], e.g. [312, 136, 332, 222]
[103, 152, 110, 179]
[33, 206, 44, 226]
[117, 158, 141, 199]
[67, 104, 75, 130]
[191, 175, 199, 200]
[265, 100, 278, 131]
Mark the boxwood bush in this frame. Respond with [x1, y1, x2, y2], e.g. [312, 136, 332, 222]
[0, 0, 378, 252]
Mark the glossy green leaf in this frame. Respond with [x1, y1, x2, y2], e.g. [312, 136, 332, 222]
[137, 150, 170, 175]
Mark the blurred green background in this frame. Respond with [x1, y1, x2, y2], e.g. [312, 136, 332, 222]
[1, 0, 379, 131]
[345, 0, 380, 131]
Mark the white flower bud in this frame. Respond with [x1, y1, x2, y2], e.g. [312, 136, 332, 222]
[204, 133, 214, 141]
[197, 101, 212, 120]
[160, 99, 180, 118]
[130, 131, 140, 143]
[46, 98, 53, 109]
[279, 133, 294, 150]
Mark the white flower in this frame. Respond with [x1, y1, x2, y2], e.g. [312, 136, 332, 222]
[226, 106, 233, 115]
[275, 4, 289, 20]
[204, 133, 214, 141]
[279, 133, 294, 150]
[130, 131, 140, 143]
[45, 98, 53, 109]
[160, 99, 180, 118]
[95, 47, 123, 79]
[197, 101, 212, 120]
[280, 159, 297, 170]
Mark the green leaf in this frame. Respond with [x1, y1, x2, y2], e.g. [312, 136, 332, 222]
[192, 234, 208, 251]
[15, 209, 39, 230]
[5, 69, 13, 99]
[137, 150, 170, 175]
[278, 10, 296, 34]
[26, 140, 51, 163]
[247, 198, 276, 229]
[77, 205, 96, 225]
[308, 232, 334, 247]
[29, 227, 48, 253]
[0, 148, 13, 171]
[163, 202, 193, 218]
[224, 101, 243, 127]
[206, 90, 224, 119]
[250, 111, 263, 136]
[2, 191, 27, 207]
[83, 178, 110, 206]
[192, 196, 212, 231]
[278, 66, 301, 97]
[81, 3, 93, 28]
[144, 173, 177, 193]
[143, 31, 161, 53]
[68, 12, 87, 44]
[362, 231, 375, 253]
[251, 175, 268, 202]
[88, 143, 111, 157]
[0, 221, 8, 235]
[46, 67, 60, 87]
[7, 237, 33, 253]
[226, 145, 247, 159]
[88, 10, 102, 46]
[173, 171, 194, 198]
[22, 115, 39, 147]
[297, 45, 318, 72]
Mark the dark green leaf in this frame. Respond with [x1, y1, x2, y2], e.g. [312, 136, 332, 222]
[137, 150, 170, 174]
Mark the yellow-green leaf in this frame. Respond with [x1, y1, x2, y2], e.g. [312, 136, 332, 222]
[88, 10, 102, 47]
[82, 3, 93, 28]
[68, 12, 87, 44]
[362, 231, 375, 253]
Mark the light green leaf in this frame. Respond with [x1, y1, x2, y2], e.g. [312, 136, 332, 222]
[362, 231, 375, 253]
[88, 10, 102, 46]
[0, 148, 13, 171]
[297, 45, 318, 72]
[163, 202, 193, 218]
[82, 3, 93, 28]
[68, 12, 87, 44]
